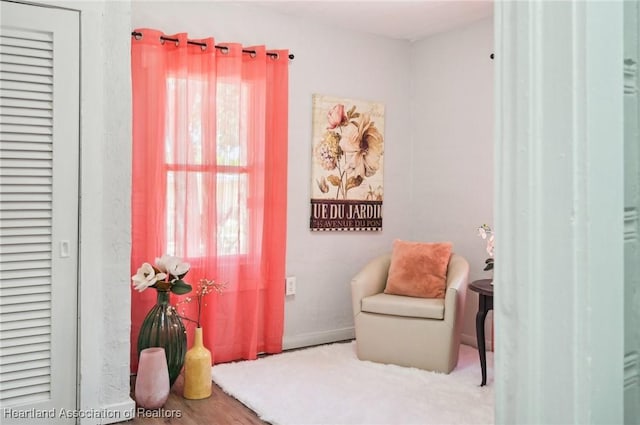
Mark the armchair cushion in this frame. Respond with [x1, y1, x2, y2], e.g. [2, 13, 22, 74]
[361, 293, 445, 319]
[384, 240, 452, 299]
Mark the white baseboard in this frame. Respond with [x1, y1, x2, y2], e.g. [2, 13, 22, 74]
[80, 398, 136, 425]
[285, 329, 489, 352]
[283, 327, 355, 350]
[461, 332, 493, 351]
[461, 332, 476, 348]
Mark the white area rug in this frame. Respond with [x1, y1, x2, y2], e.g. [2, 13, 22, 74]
[211, 342, 494, 425]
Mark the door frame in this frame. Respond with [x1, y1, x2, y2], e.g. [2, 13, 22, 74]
[494, 1, 624, 423]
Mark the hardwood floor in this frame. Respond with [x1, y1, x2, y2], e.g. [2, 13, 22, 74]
[120, 374, 267, 425]
[121, 342, 351, 424]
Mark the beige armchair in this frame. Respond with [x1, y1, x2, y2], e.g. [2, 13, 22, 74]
[350, 253, 469, 373]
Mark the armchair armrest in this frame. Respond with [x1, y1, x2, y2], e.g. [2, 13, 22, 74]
[350, 253, 391, 318]
[443, 254, 470, 325]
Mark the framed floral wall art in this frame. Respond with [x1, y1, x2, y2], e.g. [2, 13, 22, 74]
[310, 94, 385, 231]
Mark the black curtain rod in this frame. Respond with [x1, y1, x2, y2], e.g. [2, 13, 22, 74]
[131, 31, 294, 60]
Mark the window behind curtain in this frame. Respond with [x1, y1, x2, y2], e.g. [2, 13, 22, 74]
[164, 76, 248, 258]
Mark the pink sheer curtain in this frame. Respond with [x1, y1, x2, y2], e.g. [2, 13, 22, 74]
[130, 28, 288, 371]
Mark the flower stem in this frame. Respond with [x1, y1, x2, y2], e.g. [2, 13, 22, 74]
[178, 314, 197, 325]
[335, 162, 344, 199]
[197, 294, 202, 328]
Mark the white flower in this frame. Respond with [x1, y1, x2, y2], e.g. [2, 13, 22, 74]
[155, 255, 190, 280]
[131, 262, 167, 292]
[339, 114, 384, 179]
[486, 234, 495, 257]
[478, 224, 493, 240]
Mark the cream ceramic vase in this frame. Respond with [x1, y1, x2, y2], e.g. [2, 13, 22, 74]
[183, 327, 212, 399]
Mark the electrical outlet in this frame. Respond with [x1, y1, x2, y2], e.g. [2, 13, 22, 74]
[285, 276, 296, 295]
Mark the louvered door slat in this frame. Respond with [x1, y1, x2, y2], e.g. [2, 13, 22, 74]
[0, 62, 52, 77]
[0, 333, 50, 349]
[0, 185, 52, 195]
[2, 71, 53, 85]
[0, 276, 51, 290]
[0, 86, 53, 100]
[1, 202, 50, 213]
[0, 211, 51, 220]
[0, 327, 50, 342]
[0, 218, 51, 229]
[0, 283, 49, 296]
[0, 234, 52, 244]
[0, 98, 51, 110]
[0, 132, 52, 144]
[1, 390, 50, 408]
[1, 116, 53, 127]
[0, 35, 52, 49]
[1, 366, 50, 385]
[1, 126, 53, 136]
[1, 349, 49, 365]
[1, 358, 50, 374]
[0, 44, 52, 59]
[1, 277, 52, 295]
[0, 185, 52, 194]
[0, 27, 52, 42]
[0, 106, 52, 118]
[0, 158, 52, 168]
[1, 147, 52, 158]
[0, 252, 51, 270]
[1, 375, 51, 394]
[1, 175, 52, 185]
[1, 309, 51, 324]
[2, 145, 53, 157]
[0, 288, 50, 303]
[2, 187, 52, 197]
[0, 164, 53, 177]
[2, 387, 50, 406]
[0, 268, 51, 281]
[1, 204, 50, 213]
[1, 227, 53, 237]
[1, 317, 50, 332]
[0, 341, 50, 357]
[0, 54, 52, 69]
[0, 79, 52, 94]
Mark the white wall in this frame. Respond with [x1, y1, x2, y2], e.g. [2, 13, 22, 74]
[409, 17, 494, 347]
[76, 1, 135, 422]
[131, 1, 415, 348]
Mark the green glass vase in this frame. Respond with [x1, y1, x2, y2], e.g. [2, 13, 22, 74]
[137, 290, 186, 387]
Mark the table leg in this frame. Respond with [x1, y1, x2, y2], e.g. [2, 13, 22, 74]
[475, 295, 489, 386]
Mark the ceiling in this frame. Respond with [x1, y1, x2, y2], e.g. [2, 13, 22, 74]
[247, 1, 494, 42]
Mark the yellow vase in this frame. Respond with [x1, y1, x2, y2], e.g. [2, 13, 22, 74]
[183, 327, 212, 399]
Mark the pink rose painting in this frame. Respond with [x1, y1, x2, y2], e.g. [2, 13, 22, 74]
[310, 94, 385, 231]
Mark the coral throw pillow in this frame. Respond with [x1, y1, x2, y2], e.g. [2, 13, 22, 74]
[384, 240, 452, 299]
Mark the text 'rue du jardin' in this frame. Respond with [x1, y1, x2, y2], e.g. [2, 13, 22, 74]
[310, 200, 383, 231]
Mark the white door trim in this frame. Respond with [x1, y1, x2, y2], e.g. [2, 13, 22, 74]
[495, 1, 624, 423]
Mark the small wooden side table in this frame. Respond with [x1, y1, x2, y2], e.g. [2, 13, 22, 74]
[469, 279, 494, 386]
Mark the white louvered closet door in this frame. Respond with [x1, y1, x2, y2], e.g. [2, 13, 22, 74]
[0, 2, 79, 423]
